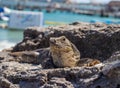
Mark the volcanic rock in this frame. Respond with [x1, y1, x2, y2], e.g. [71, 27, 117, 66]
[0, 22, 120, 88]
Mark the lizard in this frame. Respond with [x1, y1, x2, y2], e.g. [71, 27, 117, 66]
[50, 36, 100, 68]
[9, 36, 100, 67]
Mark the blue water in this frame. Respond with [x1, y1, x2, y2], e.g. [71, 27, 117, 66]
[0, 10, 120, 50]
[43, 10, 120, 23]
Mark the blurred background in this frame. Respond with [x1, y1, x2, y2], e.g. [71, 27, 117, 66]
[0, 0, 120, 50]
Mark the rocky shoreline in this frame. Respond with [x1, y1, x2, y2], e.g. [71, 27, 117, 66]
[0, 22, 120, 88]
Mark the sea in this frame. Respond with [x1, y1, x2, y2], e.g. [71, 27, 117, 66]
[0, 10, 120, 51]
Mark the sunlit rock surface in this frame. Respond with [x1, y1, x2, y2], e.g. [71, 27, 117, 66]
[0, 22, 120, 88]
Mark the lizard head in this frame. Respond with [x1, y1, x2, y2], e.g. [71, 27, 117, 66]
[50, 36, 72, 51]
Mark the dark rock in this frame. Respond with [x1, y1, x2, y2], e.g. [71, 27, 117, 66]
[1, 64, 104, 88]
[0, 22, 120, 88]
[35, 48, 55, 69]
[19, 81, 40, 88]
[0, 52, 14, 62]
[13, 27, 48, 51]
[10, 51, 40, 64]
[102, 61, 120, 84]
[0, 77, 18, 88]
[104, 51, 120, 63]
[41, 77, 74, 88]
[8, 48, 54, 69]
[13, 23, 120, 61]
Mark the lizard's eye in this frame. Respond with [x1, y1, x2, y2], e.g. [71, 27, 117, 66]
[62, 38, 66, 41]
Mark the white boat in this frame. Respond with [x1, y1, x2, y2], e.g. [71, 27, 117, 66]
[0, 7, 11, 21]
[0, 13, 9, 21]
[0, 7, 44, 30]
[8, 10, 44, 30]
